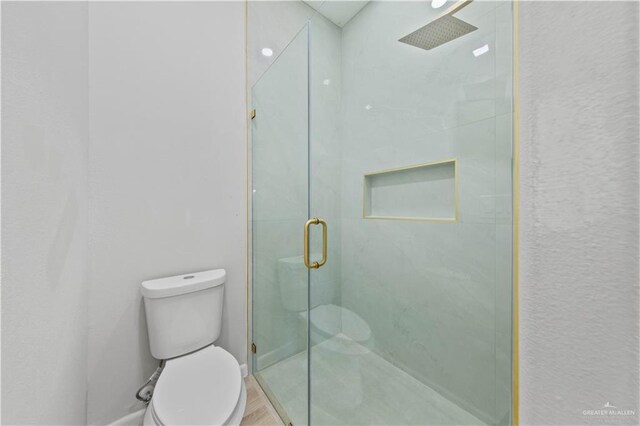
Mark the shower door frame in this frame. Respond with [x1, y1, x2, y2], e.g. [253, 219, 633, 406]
[248, 20, 312, 426]
[245, 1, 521, 424]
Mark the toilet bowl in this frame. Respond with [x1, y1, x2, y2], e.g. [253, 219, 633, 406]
[141, 269, 246, 426]
[142, 345, 246, 426]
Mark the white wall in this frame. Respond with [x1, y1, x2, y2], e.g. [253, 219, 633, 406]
[519, 1, 639, 425]
[87, 2, 246, 423]
[1, 2, 89, 424]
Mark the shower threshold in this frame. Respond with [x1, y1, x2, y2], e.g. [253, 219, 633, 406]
[257, 334, 487, 425]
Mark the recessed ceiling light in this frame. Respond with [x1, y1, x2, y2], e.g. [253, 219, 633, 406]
[365, 104, 372, 110]
[473, 44, 489, 57]
[261, 48, 273, 57]
[432, 0, 447, 9]
[323, 79, 331, 86]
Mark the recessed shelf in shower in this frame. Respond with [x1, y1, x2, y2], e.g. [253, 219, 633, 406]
[363, 159, 458, 222]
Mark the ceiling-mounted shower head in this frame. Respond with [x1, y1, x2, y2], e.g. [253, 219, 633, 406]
[399, 0, 477, 51]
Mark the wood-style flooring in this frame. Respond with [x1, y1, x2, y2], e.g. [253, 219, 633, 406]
[241, 375, 284, 426]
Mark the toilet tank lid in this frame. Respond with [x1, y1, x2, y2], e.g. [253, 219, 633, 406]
[141, 269, 226, 299]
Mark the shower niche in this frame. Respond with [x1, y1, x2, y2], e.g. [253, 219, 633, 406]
[363, 159, 457, 221]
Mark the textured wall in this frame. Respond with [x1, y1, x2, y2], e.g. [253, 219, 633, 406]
[519, 1, 639, 425]
[1, 3, 89, 424]
[87, 2, 246, 423]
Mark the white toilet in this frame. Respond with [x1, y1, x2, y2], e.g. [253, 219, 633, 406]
[140, 269, 246, 426]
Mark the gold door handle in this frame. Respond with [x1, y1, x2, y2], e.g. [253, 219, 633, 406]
[304, 218, 327, 269]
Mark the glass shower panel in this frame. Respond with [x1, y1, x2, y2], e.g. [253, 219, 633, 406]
[308, 1, 513, 425]
[251, 24, 309, 426]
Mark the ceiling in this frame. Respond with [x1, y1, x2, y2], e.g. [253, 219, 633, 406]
[303, 1, 370, 27]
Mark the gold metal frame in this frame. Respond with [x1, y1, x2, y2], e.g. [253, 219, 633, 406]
[512, 1, 520, 424]
[244, 0, 251, 370]
[362, 158, 458, 222]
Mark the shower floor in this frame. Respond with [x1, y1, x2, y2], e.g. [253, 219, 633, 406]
[257, 334, 486, 425]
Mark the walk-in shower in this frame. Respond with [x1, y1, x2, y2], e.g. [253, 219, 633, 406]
[250, 1, 515, 424]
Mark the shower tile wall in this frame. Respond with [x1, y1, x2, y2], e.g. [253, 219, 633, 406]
[337, 1, 512, 423]
[309, 14, 344, 305]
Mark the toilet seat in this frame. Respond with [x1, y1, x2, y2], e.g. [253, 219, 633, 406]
[149, 345, 243, 425]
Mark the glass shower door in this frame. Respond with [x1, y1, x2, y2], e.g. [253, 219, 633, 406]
[251, 24, 310, 426]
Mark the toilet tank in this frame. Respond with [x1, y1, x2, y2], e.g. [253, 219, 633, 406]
[141, 269, 225, 360]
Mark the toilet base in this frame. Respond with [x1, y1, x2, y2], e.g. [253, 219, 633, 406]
[143, 379, 247, 426]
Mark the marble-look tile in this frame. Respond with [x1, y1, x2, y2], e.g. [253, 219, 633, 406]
[310, 14, 343, 224]
[251, 27, 308, 222]
[340, 116, 501, 224]
[340, 217, 498, 420]
[494, 222, 513, 424]
[258, 335, 486, 425]
[252, 219, 306, 369]
[252, 12, 346, 373]
[336, 3, 513, 421]
[494, 3, 514, 117]
[495, 112, 514, 224]
[341, 2, 498, 137]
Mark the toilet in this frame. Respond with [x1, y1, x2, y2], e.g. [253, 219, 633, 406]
[140, 269, 246, 426]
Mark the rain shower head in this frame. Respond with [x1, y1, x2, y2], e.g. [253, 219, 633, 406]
[399, 0, 477, 51]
